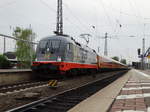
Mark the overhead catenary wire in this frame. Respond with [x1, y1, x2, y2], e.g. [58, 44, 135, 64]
[62, 3, 93, 34]
[127, 0, 144, 38]
[130, 0, 147, 38]
[39, 0, 87, 36]
[0, 0, 19, 9]
[0, 0, 100, 39]
[130, 0, 143, 18]
[98, 0, 115, 33]
[39, 0, 56, 13]
[102, 0, 146, 39]
[100, 1, 120, 37]
[98, 0, 124, 41]
[0, 0, 55, 39]
[105, 1, 143, 19]
[63, 0, 100, 37]
[0, 34, 38, 44]
[94, 0, 122, 43]
[40, 0, 91, 36]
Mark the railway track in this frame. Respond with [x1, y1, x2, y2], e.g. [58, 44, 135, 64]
[0, 81, 49, 95]
[0, 71, 122, 95]
[7, 70, 128, 112]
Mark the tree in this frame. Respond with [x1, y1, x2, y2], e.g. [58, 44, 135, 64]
[13, 27, 36, 68]
[120, 59, 127, 64]
[0, 54, 11, 69]
[112, 56, 119, 61]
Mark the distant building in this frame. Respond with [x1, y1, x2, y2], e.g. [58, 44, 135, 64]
[132, 62, 141, 69]
[132, 61, 150, 69]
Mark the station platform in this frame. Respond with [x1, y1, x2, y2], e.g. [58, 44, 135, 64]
[68, 69, 150, 112]
[0, 69, 32, 85]
[0, 69, 31, 73]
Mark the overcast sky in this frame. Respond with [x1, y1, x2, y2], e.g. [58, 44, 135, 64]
[0, 0, 150, 63]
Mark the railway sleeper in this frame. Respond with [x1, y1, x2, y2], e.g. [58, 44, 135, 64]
[30, 104, 70, 112]
[57, 96, 86, 100]
[52, 98, 81, 104]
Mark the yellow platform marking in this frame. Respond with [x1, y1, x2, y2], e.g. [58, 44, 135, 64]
[48, 80, 58, 87]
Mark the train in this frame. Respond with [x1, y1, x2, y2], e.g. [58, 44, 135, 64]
[31, 35, 127, 78]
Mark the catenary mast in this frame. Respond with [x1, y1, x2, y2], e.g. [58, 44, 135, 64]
[55, 0, 63, 35]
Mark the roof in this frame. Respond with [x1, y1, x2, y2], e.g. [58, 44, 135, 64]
[40, 35, 96, 54]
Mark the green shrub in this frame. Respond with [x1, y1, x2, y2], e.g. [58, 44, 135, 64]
[0, 55, 11, 69]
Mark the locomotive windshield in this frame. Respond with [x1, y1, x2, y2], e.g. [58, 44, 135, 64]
[39, 40, 61, 54]
[48, 40, 61, 49]
[39, 40, 47, 49]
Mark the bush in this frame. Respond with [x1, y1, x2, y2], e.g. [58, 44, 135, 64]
[0, 55, 11, 69]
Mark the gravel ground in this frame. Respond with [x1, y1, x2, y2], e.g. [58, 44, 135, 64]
[0, 71, 122, 112]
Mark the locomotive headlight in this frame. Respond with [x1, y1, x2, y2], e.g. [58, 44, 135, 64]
[57, 56, 61, 62]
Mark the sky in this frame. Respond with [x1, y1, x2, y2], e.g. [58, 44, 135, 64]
[0, 0, 150, 64]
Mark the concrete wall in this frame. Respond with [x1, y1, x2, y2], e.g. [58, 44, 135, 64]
[0, 69, 32, 85]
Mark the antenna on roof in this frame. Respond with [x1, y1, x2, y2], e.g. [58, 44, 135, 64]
[54, 0, 63, 35]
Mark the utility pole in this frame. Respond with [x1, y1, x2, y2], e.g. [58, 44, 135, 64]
[55, 0, 63, 35]
[3, 36, 6, 54]
[29, 24, 33, 66]
[98, 46, 100, 53]
[141, 38, 145, 70]
[104, 32, 108, 56]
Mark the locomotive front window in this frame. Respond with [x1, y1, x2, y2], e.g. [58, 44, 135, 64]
[51, 40, 61, 49]
[39, 40, 47, 49]
[47, 40, 61, 50]
[39, 40, 61, 49]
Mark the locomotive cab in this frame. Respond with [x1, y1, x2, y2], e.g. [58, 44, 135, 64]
[32, 35, 75, 76]
[35, 35, 69, 62]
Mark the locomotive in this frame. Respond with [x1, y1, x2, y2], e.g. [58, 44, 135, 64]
[32, 35, 127, 78]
